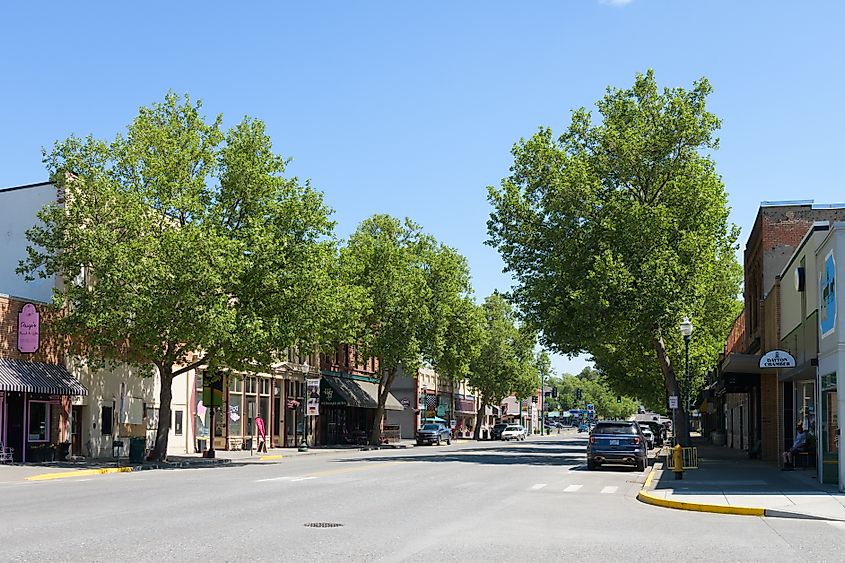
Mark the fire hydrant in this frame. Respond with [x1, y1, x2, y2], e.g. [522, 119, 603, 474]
[673, 443, 683, 480]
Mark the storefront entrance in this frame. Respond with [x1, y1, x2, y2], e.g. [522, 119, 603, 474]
[821, 381, 839, 483]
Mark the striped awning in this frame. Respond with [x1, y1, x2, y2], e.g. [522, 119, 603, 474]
[0, 358, 88, 395]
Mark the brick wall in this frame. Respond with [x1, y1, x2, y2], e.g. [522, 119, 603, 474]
[0, 294, 63, 363]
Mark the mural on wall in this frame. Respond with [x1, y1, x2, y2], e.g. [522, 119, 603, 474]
[820, 251, 837, 338]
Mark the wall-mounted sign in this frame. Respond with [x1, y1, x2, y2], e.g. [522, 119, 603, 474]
[17, 303, 40, 353]
[759, 349, 796, 369]
[820, 251, 836, 338]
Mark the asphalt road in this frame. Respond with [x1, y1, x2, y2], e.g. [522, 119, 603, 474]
[1, 434, 844, 562]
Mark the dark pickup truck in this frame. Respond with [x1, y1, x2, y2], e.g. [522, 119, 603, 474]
[416, 423, 452, 446]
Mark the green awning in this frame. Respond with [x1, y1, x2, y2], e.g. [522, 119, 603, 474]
[321, 376, 403, 411]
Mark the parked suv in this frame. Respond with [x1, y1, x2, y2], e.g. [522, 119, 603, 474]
[416, 423, 451, 446]
[587, 421, 648, 471]
[490, 423, 509, 440]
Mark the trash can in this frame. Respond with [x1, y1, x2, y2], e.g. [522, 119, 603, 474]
[129, 437, 146, 464]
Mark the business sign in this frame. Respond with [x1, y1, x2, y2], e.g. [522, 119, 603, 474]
[668, 395, 679, 409]
[306, 378, 320, 416]
[401, 398, 410, 408]
[758, 349, 796, 369]
[17, 303, 40, 353]
[820, 251, 837, 338]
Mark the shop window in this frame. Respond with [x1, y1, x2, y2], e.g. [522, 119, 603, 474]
[174, 410, 183, 436]
[102, 405, 114, 436]
[260, 379, 270, 395]
[28, 401, 50, 442]
[229, 377, 242, 393]
[246, 377, 257, 394]
[230, 395, 243, 436]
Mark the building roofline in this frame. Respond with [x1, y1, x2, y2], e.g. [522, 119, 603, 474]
[759, 200, 815, 207]
[0, 181, 52, 194]
[779, 222, 830, 279]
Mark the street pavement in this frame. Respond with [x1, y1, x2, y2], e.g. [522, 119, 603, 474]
[2, 433, 845, 562]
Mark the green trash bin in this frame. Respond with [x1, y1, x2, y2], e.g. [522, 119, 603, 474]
[129, 437, 146, 464]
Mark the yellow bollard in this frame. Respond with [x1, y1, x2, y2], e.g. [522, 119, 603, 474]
[673, 443, 683, 480]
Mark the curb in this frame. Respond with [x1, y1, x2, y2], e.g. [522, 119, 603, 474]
[26, 466, 134, 481]
[636, 465, 839, 521]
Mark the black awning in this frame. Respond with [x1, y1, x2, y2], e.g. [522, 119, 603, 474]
[321, 375, 403, 411]
[0, 358, 88, 395]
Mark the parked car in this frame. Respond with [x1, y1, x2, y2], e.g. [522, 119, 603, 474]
[501, 425, 527, 441]
[416, 423, 451, 446]
[490, 423, 510, 440]
[636, 424, 655, 449]
[577, 423, 589, 433]
[636, 420, 664, 446]
[586, 421, 648, 471]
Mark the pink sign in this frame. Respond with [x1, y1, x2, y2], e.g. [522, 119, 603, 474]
[17, 303, 40, 353]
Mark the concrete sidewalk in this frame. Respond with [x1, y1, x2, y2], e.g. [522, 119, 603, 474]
[639, 440, 845, 521]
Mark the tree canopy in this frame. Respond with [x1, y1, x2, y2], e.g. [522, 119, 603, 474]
[20, 92, 340, 460]
[339, 214, 475, 444]
[487, 71, 742, 431]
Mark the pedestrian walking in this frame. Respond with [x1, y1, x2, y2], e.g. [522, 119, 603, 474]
[256, 417, 268, 453]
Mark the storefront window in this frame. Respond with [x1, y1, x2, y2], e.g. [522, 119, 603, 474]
[28, 401, 50, 442]
[229, 377, 242, 393]
[230, 395, 243, 436]
[798, 381, 816, 434]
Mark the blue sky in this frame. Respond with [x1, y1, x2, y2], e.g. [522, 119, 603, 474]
[1, 2, 843, 376]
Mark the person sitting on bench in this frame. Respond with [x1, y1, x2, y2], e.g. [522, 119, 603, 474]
[782, 423, 808, 469]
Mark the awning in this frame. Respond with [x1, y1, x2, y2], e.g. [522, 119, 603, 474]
[0, 358, 88, 395]
[321, 376, 403, 411]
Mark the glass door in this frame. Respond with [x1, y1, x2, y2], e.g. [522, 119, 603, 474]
[821, 386, 839, 483]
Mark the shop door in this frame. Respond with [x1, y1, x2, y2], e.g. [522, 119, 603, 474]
[71, 406, 83, 456]
[7, 396, 24, 462]
[821, 388, 839, 483]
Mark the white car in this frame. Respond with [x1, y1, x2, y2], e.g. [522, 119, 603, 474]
[637, 424, 655, 449]
[501, 425, 527, 441]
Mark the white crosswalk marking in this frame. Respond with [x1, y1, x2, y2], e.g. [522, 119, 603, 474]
[600, 486, 618, 494]
[563, 484, 582, 492]
[530, 484, 547, 490]
[290, 477, 316, 482]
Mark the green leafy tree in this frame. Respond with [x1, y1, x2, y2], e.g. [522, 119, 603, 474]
[340, 214, 474, 444]
[20, 93, 339, 460]
[487, 71, 742, 444]
[467, 293, 539, 439]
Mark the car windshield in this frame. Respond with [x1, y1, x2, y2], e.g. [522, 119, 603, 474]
[421, 424, 440, 430]
[505, 426, 520, 431]
[593, 424, 637, 434]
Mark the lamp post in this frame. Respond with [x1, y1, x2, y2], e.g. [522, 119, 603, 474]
[298, 362, 309, 452]
[679, 316, 694, 442]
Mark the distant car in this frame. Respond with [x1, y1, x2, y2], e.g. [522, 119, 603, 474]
[636, 424, 655, 449]
[587, 421, 648, 471]
[577, 423, 589, 433]
[490, 423, 510, 440]
[636, 420, 665, 446]
[501, 425, 527, 441]
[416, 423, 451, 446]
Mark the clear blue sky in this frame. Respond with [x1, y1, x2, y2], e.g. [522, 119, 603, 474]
[2, 2, 843, 376]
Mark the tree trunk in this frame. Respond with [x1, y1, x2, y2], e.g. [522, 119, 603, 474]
[653, 329, 689, 446]
[474, 401, 486, 440]
[370, 367, 398, 446]
[152, 363, 175, 462]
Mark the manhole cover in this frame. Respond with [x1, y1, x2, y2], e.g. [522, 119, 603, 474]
[304, 522, 343, 528]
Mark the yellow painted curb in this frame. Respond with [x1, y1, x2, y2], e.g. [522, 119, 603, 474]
[259, 455, 284, 461]
[26, 466, 133, 481]
[637, 490, 765, 517]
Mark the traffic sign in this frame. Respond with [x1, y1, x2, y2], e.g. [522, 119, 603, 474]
[668, 395, 679, 409]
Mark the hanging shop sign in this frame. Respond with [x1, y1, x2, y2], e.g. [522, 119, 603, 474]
[306, 377, 320, 416]
[759, 349, 796, 369]
[17, 303, 40, 353]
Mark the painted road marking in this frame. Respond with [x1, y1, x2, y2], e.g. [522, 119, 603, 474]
[564, 485, 582, 492]
[530, 484, 547, 490]
[600, 486, 618, 494]
[290, 477, 316, 482]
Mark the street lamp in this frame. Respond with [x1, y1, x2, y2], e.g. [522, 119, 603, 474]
[679, 316, 694, 441]
[298, 362, 309, 452]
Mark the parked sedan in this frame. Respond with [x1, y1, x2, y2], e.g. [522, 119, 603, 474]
[500, 425, 527, 441]
[490, 423, 510, 440]
[637, 424, 655, 449]
[416, 423, 451, 446]
[577, 423, 589, 433]
[587, 421, 648, 471]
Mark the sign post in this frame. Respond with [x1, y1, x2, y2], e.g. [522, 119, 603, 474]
[669, 395, 679, 444]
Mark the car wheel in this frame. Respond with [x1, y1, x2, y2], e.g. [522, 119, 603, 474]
[587, 459, 596, 471]
[636, 458, 646, 472]
[447, 438, 451, 445]
[436, 437, 442, 446]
